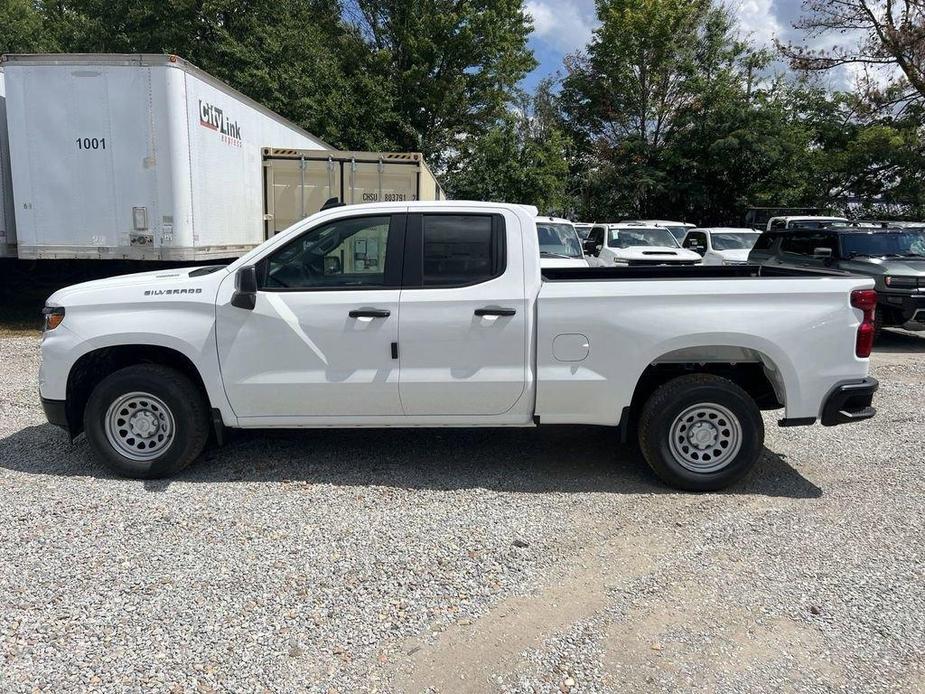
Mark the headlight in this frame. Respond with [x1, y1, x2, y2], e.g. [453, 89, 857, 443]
[42, 306, 65, 331]
[884, 275, 917, 288]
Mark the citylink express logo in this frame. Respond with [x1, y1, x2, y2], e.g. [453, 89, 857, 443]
[199, 100, 242, 145]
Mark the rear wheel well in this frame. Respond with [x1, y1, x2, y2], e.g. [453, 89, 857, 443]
[66, 345, 210, 436]
[621, 361, 781, 443]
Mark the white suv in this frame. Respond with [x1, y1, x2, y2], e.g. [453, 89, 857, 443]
[536, 217, 589, 268]
[681, 228, 761, 265]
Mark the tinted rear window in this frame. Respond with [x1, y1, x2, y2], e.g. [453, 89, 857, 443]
[422, 215, 503, 286]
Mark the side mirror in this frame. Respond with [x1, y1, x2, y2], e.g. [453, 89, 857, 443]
[231, 265, 257, 310]
[813, 247, 833, 260]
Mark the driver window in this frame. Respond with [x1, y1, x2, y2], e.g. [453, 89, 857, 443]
[263, 215, 391, 289]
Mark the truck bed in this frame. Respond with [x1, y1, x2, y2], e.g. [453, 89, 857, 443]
[535, 263, 873, 426]
[541, 264, 844, 282]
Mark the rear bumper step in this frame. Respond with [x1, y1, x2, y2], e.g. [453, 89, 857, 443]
[820, 378, 878, 426]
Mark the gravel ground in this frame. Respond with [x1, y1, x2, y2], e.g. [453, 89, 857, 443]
[0, 330, 923, 693]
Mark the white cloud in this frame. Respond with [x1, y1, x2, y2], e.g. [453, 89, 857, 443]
[732, 0, 784, 46]
[525, 0, 598, 53]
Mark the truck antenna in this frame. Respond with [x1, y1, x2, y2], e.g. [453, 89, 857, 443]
[320, 197, 345, 211]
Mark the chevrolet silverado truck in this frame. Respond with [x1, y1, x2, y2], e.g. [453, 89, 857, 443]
[39, 202, 879, 491]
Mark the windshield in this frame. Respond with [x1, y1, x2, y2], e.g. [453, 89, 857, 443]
[842, 231, 925, 258]
[537, 222, 583, 258]
[609, 228, 680, 248]
[664, 226, 689, 242]
[711, 233, 760, 251]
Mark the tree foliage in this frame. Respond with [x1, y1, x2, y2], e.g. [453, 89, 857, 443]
[779, 0, 925, 111]
[352, 0, 536, 169]
[555, 0, 925, 222]
[448, 81, 570, 213]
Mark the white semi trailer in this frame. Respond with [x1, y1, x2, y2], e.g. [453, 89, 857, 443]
[2, 54, 333, 261]
[0, 68, 15, 258]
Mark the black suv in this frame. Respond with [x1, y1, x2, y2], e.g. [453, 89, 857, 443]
[748, 228, 925, 331]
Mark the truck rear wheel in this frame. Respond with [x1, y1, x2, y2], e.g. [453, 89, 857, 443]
[84, 364, 210, 479]
[638, 374, 764, 491]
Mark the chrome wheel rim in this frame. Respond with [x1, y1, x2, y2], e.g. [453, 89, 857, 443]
[104, 392, 175, 462]
[668, 403, 742, 473]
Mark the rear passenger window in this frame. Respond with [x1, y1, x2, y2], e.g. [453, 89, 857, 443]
[780, 232, 835, 256]
[421, 215, 504, 286]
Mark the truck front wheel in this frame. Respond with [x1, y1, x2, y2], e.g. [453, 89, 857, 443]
[83, 364, 210, 479]
[638, 374, 764, 491]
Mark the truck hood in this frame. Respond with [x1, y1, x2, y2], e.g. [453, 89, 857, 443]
[612, 247, 701, 262]
[46, 266, 229, 307]
[540, 257, 590, 269]
[713, 249, 751, 263]
[842, 257, 925, 276]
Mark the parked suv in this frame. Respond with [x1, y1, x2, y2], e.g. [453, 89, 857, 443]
[535, 216, 589, 268]
[583, 224, 702, 266]
[749, 227, 925, 331]
[681, 228, 761, 265]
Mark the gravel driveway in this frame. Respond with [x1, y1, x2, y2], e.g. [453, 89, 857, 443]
[0, 331, 923, 693]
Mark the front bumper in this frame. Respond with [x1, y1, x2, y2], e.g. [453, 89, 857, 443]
[41, 397, 69, 431]
[820, 378, 878, 426]
[879, 292, 925, 323]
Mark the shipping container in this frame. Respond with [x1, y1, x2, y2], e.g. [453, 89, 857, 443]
[262, 148, 445, 236]
[2, 54, 332, 261]
[0, 69, 15, 258]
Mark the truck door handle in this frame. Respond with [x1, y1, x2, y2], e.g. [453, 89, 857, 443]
[475, 307, 516, 317]
[349, 308, 391, 318]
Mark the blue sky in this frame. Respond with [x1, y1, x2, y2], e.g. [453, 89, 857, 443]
[521, 0, 810, 91]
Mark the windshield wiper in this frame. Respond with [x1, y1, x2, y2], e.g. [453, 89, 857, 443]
[539, 251, 572, 259]
[889, 252, 925, 258]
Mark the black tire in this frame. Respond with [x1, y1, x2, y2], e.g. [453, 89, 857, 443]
[83, 364, 210, 479]
[638, 374, 764, 492]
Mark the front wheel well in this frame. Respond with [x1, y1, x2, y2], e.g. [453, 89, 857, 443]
[621, 361, 782, 443]
[66, 345, 210, 436]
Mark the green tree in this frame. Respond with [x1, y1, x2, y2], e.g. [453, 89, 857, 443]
[792, 85, 925, 218]
[448, 85, 570, 213]
[560, 0, 748, 218]
[353, 0, 536, 168]
[0, 0, 60, 53]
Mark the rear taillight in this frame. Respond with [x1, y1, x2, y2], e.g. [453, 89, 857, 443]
[851, 289, 877, 358]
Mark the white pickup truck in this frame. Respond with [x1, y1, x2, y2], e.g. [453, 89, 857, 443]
[39, 202, 879, 491]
